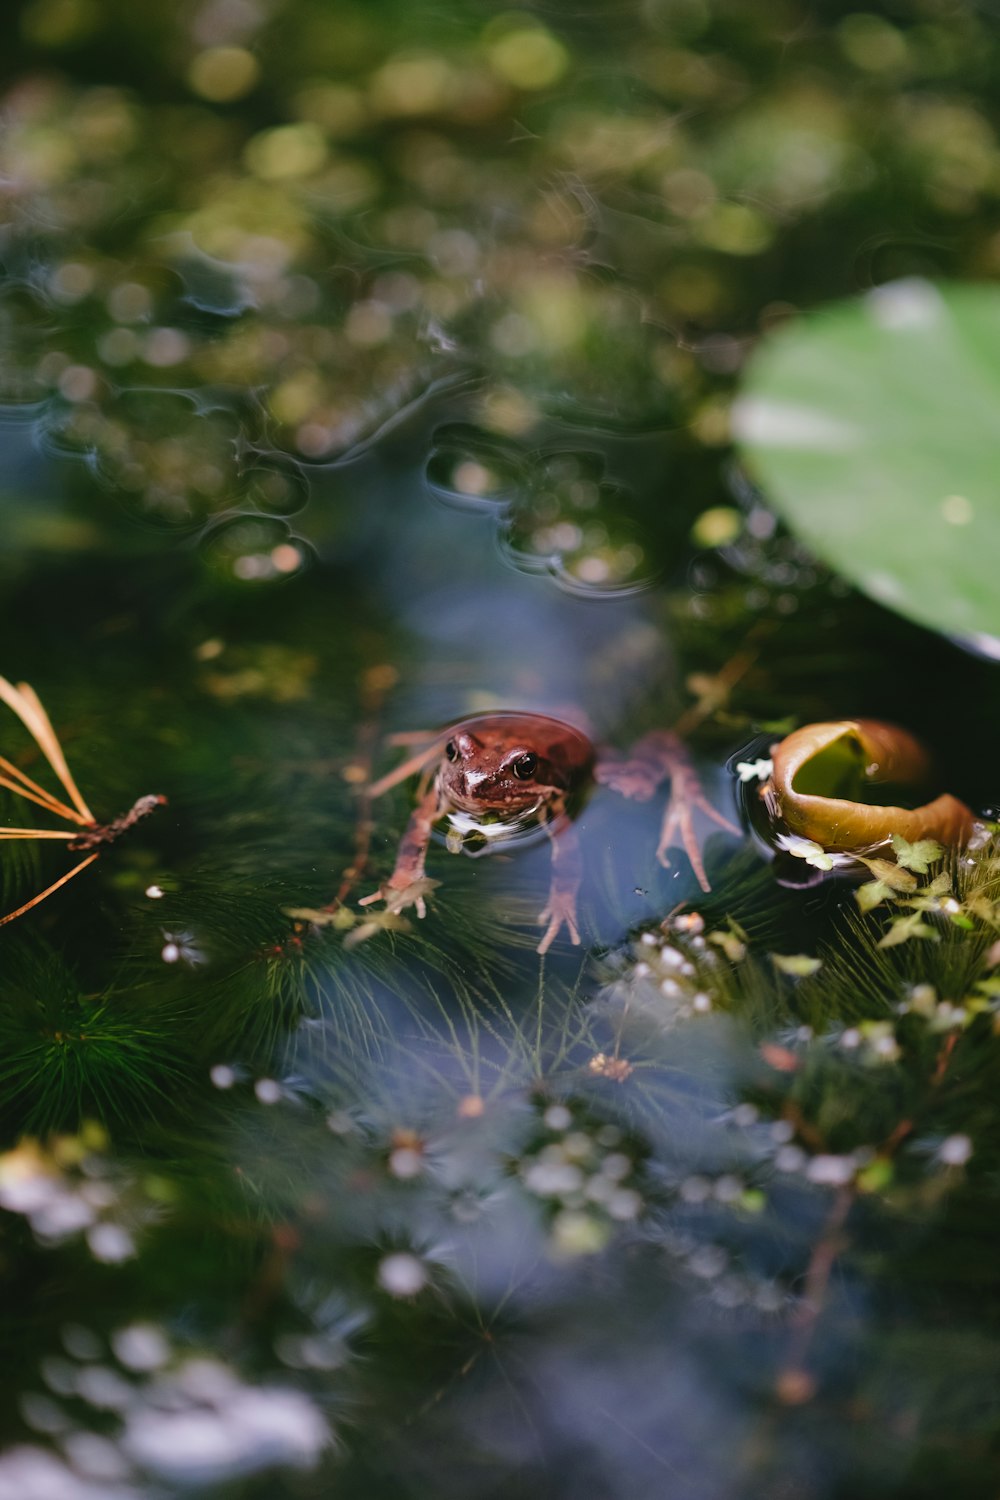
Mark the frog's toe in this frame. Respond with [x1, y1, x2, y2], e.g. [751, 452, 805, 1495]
[536, 896, 581, 954]
[537, 914, 568, 955]
[383, 875, 439, 918]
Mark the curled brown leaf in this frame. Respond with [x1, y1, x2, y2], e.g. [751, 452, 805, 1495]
[768, 720, 974, 852]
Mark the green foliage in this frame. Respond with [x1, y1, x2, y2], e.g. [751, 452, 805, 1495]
[0, 941, 185, 1134]
[771, 952, 823, 977]
[892, 832, 944, 874]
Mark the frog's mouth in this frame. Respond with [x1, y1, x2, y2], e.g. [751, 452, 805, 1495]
[444, 778, 553, 816]
[446, 803, 543, 838]
[442, 802, 548, 856]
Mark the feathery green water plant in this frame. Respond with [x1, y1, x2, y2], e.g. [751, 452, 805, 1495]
[516, 830, 995, 1391]
[0, 941, 187, 1135]
[701, 836, 1000, 1397]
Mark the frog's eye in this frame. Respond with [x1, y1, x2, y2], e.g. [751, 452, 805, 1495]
[445, 739, 459, 762]
[511, 752, 539, 780]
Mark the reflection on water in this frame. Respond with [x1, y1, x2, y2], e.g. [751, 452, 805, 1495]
[427, 426, 658, 597]
[1, 0, 1000, 1496]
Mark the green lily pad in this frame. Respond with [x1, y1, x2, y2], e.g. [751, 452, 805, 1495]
[733, 280, 1000, 646]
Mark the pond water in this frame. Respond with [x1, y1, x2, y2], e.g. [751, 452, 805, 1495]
[2, 2, 1000, 1497]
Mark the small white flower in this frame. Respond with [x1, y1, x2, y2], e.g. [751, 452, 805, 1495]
[871, 1034, 901, 1062]
[87, 1223, 136, 1263]
[160, 929, 206, 966]
[377, 1253, 428, 1297]
[806, 1154, 856, 1186]
[938, 1134, 973, 1167]
[735, 758, 773, 783]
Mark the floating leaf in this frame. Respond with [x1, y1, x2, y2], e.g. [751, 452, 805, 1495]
[968, 896, 1000, 925]
[773, 833, 836, 871]
[771, 953, 823, 977]
[856, 879, 892, 913]
[735, 280, 1000, 643]
[890, 833, 944, 875]
[707, 921, 748, 963]
[858, 857, 917, 893]
[857, 1159, 894, 1194]
[343, 911, 415, 948]
[858, 1020, 901, 1065]
[283, 905, 354, 929]
[878, 912, 941, 949]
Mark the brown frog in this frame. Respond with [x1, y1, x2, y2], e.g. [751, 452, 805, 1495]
[360, 711, 739, 953]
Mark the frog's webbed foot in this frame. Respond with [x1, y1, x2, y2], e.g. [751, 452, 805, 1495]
[359, 876, 440, 920]
[657, 753, 740, 893]
[536, 888, 581, 956]
[594, 755, 663, 802]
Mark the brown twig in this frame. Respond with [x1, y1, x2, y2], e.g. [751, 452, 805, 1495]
[326, 664, 398, 910]
[670, 620, 773, 741]
[775, 1028, 962, 1402]
[0, 676, 166, 926]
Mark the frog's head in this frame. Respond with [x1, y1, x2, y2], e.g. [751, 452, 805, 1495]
[437, 718, 578, 817]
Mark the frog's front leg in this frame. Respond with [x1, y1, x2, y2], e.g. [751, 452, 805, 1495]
[360, 782, 443, 918]
[597, 731, 739, 893]
[537, 807, 583, 956]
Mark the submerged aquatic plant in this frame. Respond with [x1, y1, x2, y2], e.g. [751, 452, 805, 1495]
[230, 825, 999, 1435]
[0, 676, 166, 926]
[0, 941, 187, 1133]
